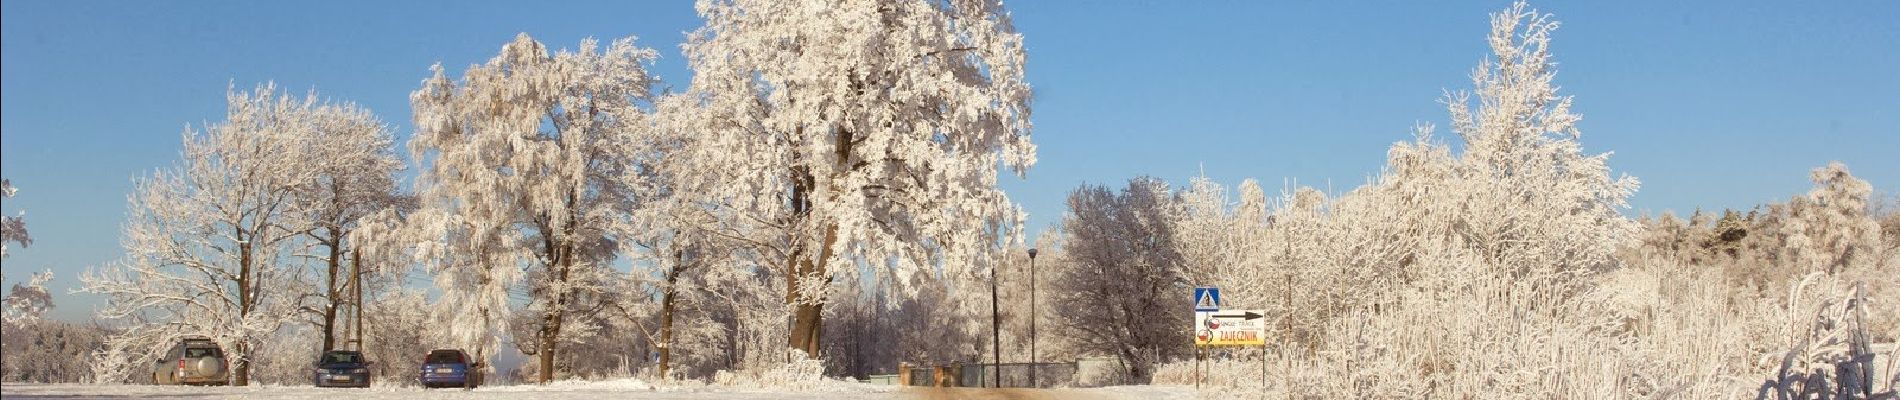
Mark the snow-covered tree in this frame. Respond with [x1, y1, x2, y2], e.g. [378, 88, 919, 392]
[1, 179, 50, 325]
[676, 0, 1036, 356]
[2, 269, 54, 324]
[0, 268, 62, 381]
[1782, 162, 1882, 275]
[290, 104, 402, 352]
[1051, 177, 1188, 383]
[80, 83, 365, 385]
[1357, 1, 1639, 295]
[0, 178, 28, 259]
[408, 33, 659, 383]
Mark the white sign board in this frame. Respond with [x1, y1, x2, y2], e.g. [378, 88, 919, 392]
[1193, 309, 1267, 346]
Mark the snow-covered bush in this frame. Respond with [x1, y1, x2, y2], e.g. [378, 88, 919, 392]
[709, 352, 866, 392]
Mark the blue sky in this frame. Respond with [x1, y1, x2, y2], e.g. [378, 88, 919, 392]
[3, 1, 1896, 322]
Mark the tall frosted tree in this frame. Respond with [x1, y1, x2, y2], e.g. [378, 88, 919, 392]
[81, 84, 364, 385]
[291, 96, 402, 352]
[676, 0, 1036, 356]
[408, 33, 658, 382]
[1373, 2, 1639, 292]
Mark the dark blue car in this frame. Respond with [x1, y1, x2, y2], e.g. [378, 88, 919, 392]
[311, 350, 373, 388]
[419, 349, 482, 389]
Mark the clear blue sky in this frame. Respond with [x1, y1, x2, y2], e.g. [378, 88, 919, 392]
[4, 1, 1896, 322]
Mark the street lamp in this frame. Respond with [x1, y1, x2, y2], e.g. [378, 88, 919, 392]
[990, 260, 1000, 388]
[1027, 248, 1039, 388]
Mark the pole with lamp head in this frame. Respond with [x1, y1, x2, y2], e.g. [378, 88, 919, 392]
[991, 260, 1000, 387]
[1027, 248, 1039, 387]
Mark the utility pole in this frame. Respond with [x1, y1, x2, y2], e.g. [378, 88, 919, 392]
[991, 262, 1001, 388]
[352, 248, 364, 351]
[1027, 248, 1038, 388]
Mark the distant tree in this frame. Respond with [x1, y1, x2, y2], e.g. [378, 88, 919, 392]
[1784, 162, 1882, 274]
[0, 179, 49, 324]
[0, 318, 109, 383]
[1051, 177, 1187, 383]
[0, 178, 28, 259]
[1, 270, 53, 324]
[1711, 209, 1749, 258]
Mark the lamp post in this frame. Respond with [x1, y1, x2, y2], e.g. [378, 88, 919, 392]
[1027, 248, 1039, 388]
[991, 261, 1001, 388]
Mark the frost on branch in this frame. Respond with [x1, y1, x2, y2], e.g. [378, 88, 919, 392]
[0, 178, 28, 259]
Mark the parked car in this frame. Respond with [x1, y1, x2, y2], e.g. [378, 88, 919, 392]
[418, 349, 483, 389]
[151, 337, 228, 385]
[311, 350, 373, 388]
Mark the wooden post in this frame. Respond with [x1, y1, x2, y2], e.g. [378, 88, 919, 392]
[1282, 273, 1292, 400]
[1195, 346, 1202, 390]
[898, 362, 911, 387]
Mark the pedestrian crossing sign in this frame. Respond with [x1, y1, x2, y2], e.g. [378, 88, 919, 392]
[1193, 287, 1221, 311]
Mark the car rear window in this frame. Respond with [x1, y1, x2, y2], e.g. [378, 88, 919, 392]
[322, 352, 363, 364]
[184, 347, 222, 358]
[426, 351, 464, 364]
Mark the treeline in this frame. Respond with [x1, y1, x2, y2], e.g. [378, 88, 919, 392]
[1028, 3, 1898, 398]
[58, 0, 1036, 387]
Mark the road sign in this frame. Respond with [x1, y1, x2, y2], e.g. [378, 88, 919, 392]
[1193, 309, 1267, 346]
[1193, 287, 1221, 312]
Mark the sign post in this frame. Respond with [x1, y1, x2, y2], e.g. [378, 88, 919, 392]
[1192, 286, 1219, 389]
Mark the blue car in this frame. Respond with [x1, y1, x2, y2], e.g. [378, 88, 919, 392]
[419, 349, 482, 389]
[311, 350, 373, 388]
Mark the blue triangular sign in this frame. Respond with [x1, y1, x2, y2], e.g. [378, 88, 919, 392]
[1194, 287, 1221, 311]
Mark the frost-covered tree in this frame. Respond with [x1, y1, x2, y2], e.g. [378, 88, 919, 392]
[0, 179, 50, 325]
[290, 104, 402, 352]
[1369, 1, 1639, 294]
[80, 84, 359, 385]
[1783, 162, 1882, 275]
[0, 178, 28, 259]
[409, 33, 658, 383]
[1052, 177, 1188, 383]
[2, 270, 53, 325]
[677, 0, 1036, 356]
[1, 268, 61, 380]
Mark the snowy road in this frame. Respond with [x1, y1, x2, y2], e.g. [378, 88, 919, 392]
[0, 382, 1193, 400]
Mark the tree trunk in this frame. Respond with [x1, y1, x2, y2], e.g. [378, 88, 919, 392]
[658, 250, 684, 379]
[235, 232, 253, 386]
[657, 277, 678, 379]
[786, 225, 837, 357]
[538, 328, 558, 383]
[537, 242, 573, 384]
[322, 233, 341, 351]
[234, 341, 251, 386]
[322, 303, 338, 351]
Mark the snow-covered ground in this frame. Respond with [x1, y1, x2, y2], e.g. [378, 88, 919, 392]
[0, 380, 1194, 400]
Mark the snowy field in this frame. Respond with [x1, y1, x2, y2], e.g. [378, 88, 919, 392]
[0, 381, 1194, 400]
